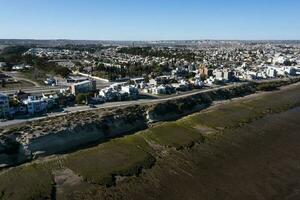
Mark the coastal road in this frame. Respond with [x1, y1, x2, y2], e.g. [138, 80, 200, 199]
[0, 82, 245, 128]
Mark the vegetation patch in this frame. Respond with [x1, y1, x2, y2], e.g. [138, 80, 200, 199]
[180, 84, 300, 130]
[0, 161, 60, 200]
[142, 122, 204, 149]
[65, 134, 155, 186]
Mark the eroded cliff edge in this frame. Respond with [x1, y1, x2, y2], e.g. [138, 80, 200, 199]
[0, 78, 299, 168]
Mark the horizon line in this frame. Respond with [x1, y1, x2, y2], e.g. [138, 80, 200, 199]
[1, 38, 300, 42]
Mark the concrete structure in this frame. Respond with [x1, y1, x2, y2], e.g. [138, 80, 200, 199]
[70, 80, 96, 95]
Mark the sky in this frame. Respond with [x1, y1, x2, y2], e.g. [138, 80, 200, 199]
[0, 0, 299, 40]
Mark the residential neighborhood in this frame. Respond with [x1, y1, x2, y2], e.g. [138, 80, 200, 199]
[1, 41, 300, 120]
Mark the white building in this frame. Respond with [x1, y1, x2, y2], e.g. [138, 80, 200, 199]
[0, 93, 10, 118]
[99, 87, 119, 101]
[121, 85, 139, 96]
[23, 96, 48, 115]
[215, 70, 224, 81]
[152, 85, 167, 95]
[265, 67, 277, 78]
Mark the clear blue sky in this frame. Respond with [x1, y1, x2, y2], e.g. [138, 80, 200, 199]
[0, 0, 299, 40]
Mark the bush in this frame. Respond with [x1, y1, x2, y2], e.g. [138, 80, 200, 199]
[75, 93, 91, 105]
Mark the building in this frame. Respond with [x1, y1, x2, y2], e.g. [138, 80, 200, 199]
[0, 93, 10, 118]
[199, 66, 213, 77]
[0, 62, 6, 68]
[66, 76, 89, 83]
[215, 71, 224, 81]
[149, 79, 158, 86]
[70, 80, 96, 95]
[131, 77, 145, 85]
[223, 70, 234, 80]
[23, 96, 48, 115]
[152, 85, 167, 95]
[214, 69, 234, 81]
[266, 67, 277, 78]
[283, 66, 297, 76]
[121, 85, 139, 96]
[99, 87, 119, 101]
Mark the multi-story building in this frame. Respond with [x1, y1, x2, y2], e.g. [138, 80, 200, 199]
[70, 80, 96, 95]
[0, 93, 10, 118]
[23, 96, 48, 115]
[266, 67, 277, 78]
[121, 85, 139, 96]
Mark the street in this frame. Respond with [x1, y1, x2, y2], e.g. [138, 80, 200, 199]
[0, 83, 245, 127]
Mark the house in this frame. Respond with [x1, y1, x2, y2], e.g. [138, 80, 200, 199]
[23, 96, 48, 115]
[176, 80, 191, 91]
[0, 93, 10, 118]
[131, 77, 145, 85]
[121, 85, 139, 97]
[265, 67, 277, 78]
[110, 82, 126, 90]
[70, 80, 96, 95]
[149, 76, 171, 86]
[215, 70, 224, 81]
[223, 70, 234, 80]
[149, 78, 158, 86]
[152, 85, 167, 95]
[99, 87, 120, 101]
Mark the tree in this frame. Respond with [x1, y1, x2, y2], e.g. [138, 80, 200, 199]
[75, 93, 91, 105]
[76, 93, 87, 105]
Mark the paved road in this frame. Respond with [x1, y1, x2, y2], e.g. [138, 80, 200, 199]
[0, 83, 244, 127]
[4, 71, 41, 87]
[1, 77, 298, 128]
